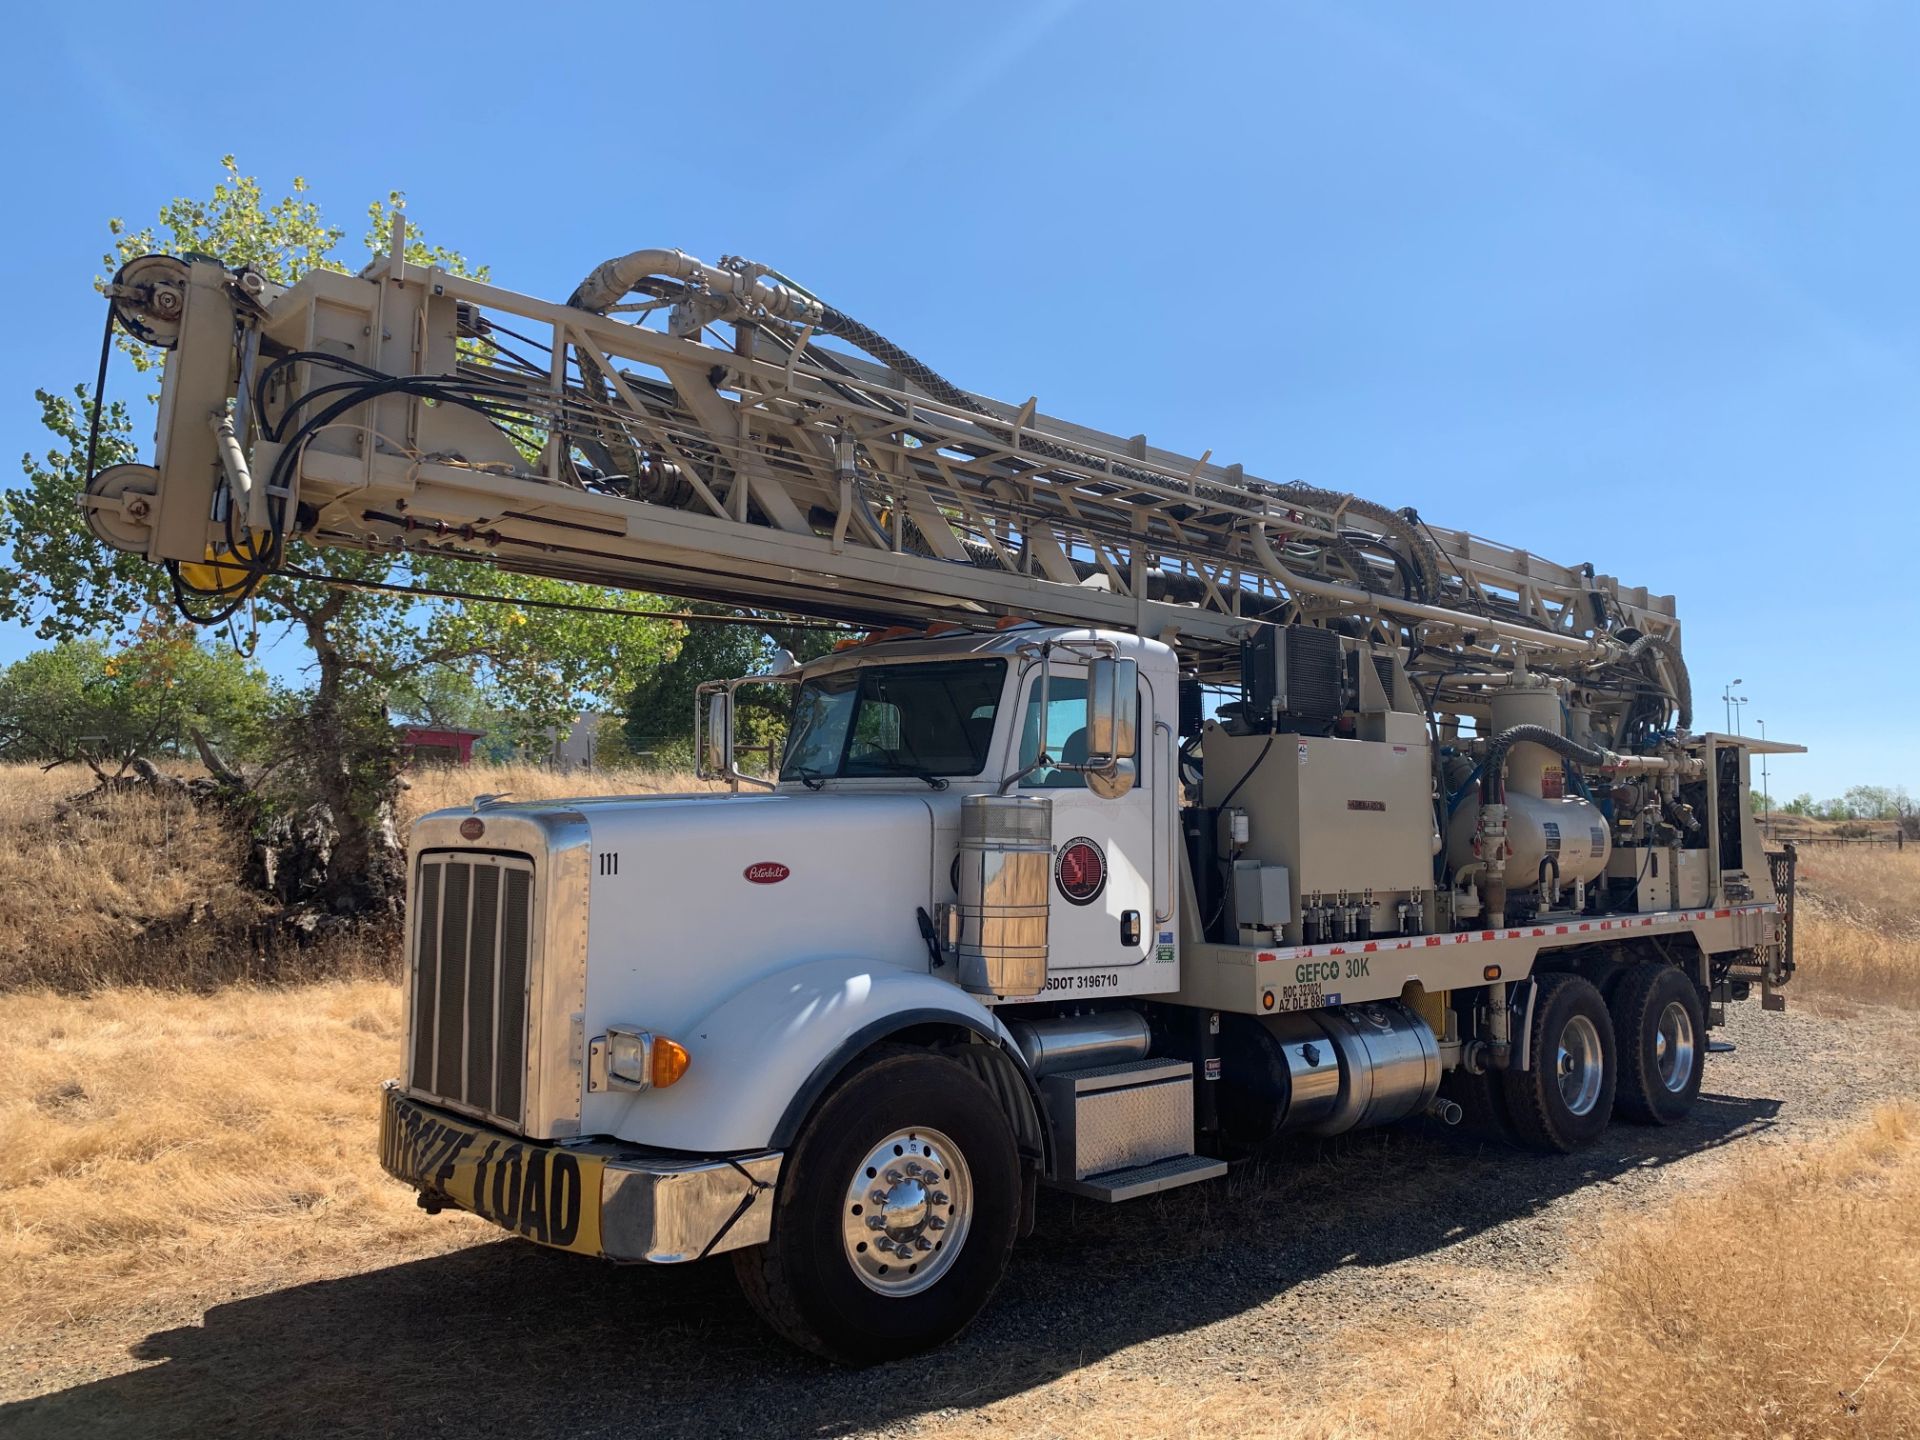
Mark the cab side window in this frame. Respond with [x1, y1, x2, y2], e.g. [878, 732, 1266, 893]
[1016, 675, 1141, 789]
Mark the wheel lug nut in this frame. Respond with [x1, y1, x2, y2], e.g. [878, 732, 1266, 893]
[915, 1237, 933, 1253]
[866, 1215, 886, 1229]
[929, 1216, 947, 1230]
[885, 1169, 903, 1183]
[870, 1189, 887, 1205]
[930, 1191, 949, 1205]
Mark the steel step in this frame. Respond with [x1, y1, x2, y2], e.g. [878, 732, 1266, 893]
[1708, 1038, 1736, 1053]
[1053, 1153, 1227, 1202]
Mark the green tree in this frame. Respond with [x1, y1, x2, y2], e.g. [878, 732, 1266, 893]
[390, 666, 492, 732]
[622, 608, 837, 768]
[0, 626, 275, 774]
[1840, 784, 1902, 821]
[0, 159, 680, 899]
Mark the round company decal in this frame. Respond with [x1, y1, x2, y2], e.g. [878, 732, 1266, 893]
[1054, 837, 1107, 906]
[458, 817, 486, 841]
[744, 861, 791, 884]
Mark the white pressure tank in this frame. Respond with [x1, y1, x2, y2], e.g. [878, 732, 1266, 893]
[1446, 682, 1612, 897]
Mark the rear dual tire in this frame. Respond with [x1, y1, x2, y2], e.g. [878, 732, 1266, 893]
[1610, 961, 1705, 1125]
[1503, 973, 1617, 1152]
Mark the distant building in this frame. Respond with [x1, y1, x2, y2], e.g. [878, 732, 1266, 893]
[399, 724, 486, 767]
[546, 712, 604, 772]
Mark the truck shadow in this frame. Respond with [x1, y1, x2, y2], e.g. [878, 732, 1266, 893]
[3, 1091, 1780, 1440]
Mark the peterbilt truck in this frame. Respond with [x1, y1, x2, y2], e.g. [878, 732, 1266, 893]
[90, 228, 1799, 1362]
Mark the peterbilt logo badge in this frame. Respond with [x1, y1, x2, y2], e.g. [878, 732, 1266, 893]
[459, 817, 486, 841]
[744, 862, 791, 884]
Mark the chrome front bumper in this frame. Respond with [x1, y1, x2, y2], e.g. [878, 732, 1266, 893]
[601, 1149, 783, 1263]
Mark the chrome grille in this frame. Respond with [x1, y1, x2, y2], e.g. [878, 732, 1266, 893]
[409, 853, 534, 1127]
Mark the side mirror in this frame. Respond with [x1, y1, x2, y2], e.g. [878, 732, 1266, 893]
[700, 690, 730, 777]
[1084, 656, 1139, 798]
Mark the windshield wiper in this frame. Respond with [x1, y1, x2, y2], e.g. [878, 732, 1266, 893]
[788, 767, 825, 791]
[838, 763, 950, 789]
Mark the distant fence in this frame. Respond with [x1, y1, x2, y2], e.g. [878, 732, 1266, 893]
[1761, 829, 1906, 849]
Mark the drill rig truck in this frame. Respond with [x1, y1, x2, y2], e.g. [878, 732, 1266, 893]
[88, 229, 1800, 1363]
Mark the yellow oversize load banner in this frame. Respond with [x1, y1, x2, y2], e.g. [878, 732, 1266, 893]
[380, 1086, 605, 1258]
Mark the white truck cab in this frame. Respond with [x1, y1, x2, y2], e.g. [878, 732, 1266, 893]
[386, 623, 1219, 1362]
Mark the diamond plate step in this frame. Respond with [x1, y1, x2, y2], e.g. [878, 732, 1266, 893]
[1052, 1153, 1227, 1202]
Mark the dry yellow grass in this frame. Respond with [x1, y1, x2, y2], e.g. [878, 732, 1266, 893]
[6, 973, 1916, 1434]
[0, 764, 268, 992]
[1794, 845, 1920, 1008]
[0, 761, 713, 992]
[396, 759, 715, 829]
[0, 980, 480, 1346]
[909, 1101, 1920, 1439]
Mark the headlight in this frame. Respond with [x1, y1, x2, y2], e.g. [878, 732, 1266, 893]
[604, 1025, 691, 1091]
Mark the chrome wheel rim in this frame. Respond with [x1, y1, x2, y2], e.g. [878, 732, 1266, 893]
[840, 1126, 972, 1297]
[1655, 1000, 1696, 1093]
[1556, 1014, 1606, 1116]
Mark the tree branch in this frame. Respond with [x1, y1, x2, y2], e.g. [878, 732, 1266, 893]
[191, 728, 250, 791]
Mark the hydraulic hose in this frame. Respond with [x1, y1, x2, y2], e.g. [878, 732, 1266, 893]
[568, 249, 1452, 604]
[1624, 632, 1693, 731]
[1479, 724, 1613, 804]
[568, 249, 705, 313]
[1280, 481, 1447, 604]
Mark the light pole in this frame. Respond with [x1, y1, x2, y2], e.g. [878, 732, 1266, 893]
[1722, 679, 1745, 735]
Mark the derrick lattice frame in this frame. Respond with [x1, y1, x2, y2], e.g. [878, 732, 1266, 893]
[107, 251, 1681, 697]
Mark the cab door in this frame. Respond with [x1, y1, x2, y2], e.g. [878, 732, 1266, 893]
[1012, 666, 1160, 984]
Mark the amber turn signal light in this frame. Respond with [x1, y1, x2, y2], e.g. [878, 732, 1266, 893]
[651, 1036, 691, 1088]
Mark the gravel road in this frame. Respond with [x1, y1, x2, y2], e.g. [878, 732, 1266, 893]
[5, 997, 1916, 1440]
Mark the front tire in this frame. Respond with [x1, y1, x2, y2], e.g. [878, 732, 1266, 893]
[734, 1049, 1020, 1365]
[1503, 973, 1617, 1153]
[1610, 962, 1705, 1124]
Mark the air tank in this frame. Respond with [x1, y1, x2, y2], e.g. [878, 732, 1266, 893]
[1004, 1010, 1152, 1077]
[1446, 681, 1613, 897]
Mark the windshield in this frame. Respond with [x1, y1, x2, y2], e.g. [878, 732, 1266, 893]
[780, 659, 1007, 781]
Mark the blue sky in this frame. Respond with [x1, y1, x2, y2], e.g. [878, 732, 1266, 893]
[3, 1, 1915, 800]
